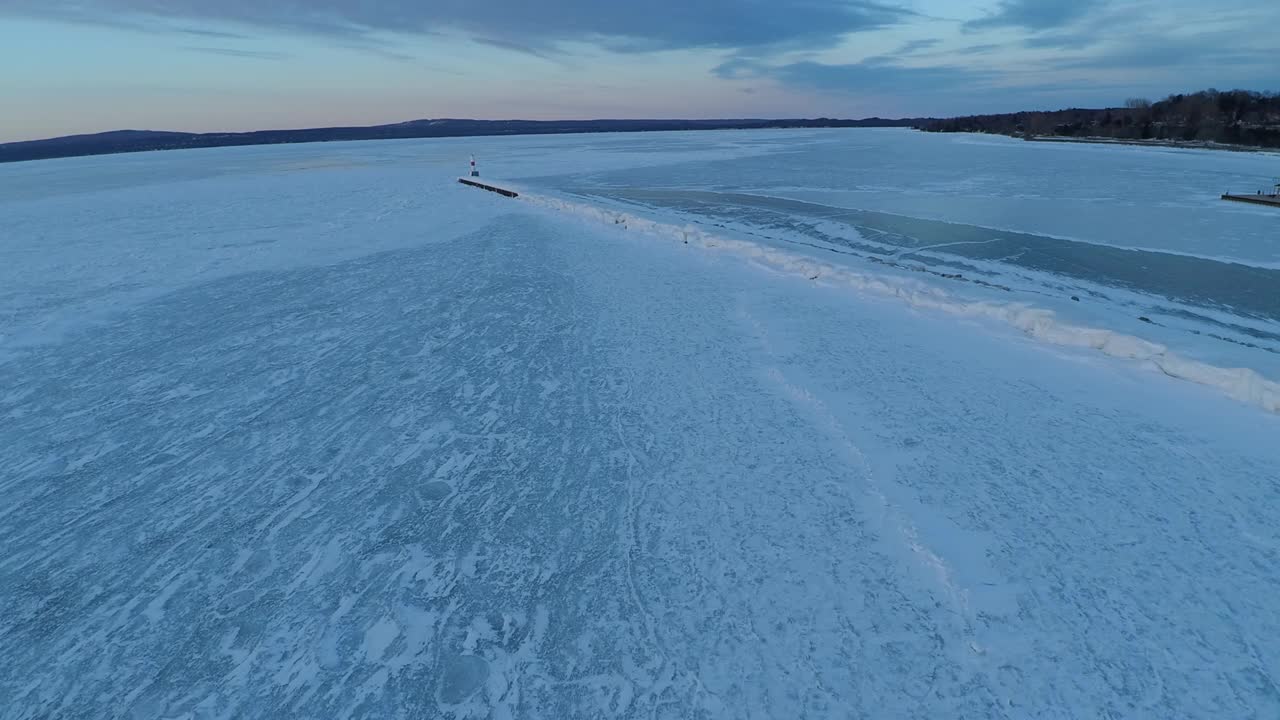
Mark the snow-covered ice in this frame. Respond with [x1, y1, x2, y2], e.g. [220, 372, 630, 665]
[2, 131, 1279, 718]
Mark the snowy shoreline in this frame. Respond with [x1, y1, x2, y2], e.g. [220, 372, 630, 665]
[1024, 134, 1280, 155]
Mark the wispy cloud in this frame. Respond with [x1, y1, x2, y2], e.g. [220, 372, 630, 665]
[955, 43, 1002, 55]
[776, 59, 992, 94]
[338, 43, 421, 63]
[181, 46, 289, 60]
[1022, 33, 1095, 50]
[473, 37, 560, 61]
[965, 0, 1106, 31]
[173, 26, 248, 40]
[895, 38, 940, 55]
[1056, 33, 1273, 71]
[716, 56, 992, 95]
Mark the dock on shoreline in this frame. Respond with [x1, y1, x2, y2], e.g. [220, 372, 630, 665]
[458, 177, 519, 198]
[1222, 193, 1280, 208]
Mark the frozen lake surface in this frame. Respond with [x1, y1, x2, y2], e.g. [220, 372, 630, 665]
[2, 130, 1278, 718]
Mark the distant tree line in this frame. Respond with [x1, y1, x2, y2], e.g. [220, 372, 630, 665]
[1, 117, 926, 164]
[916, 89, 1280, 148]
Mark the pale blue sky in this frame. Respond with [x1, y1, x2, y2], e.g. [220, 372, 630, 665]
[1, 0, 1276, 142]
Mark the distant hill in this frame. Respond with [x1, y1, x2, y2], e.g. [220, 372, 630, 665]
[0, 117, 926, 164]
[916, 89, 1280, 149]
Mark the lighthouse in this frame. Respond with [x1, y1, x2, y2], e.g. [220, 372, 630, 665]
[470, 156, 480, 178]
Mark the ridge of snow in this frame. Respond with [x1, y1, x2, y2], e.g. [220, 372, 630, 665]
[506, 185, 1280, 415]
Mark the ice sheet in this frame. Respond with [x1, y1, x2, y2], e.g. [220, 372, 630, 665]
[2, 132, 1278, 719]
